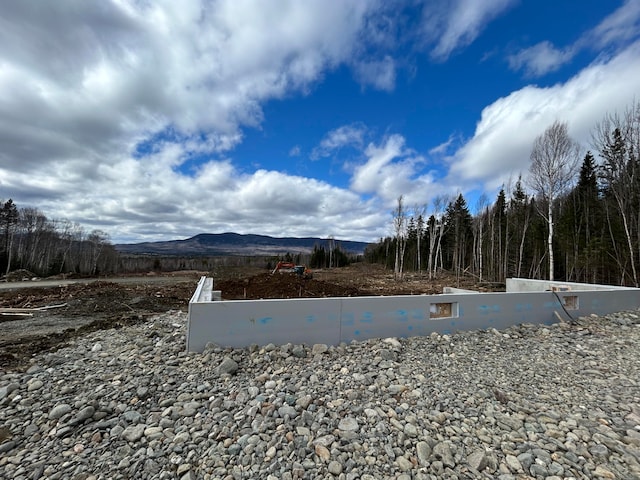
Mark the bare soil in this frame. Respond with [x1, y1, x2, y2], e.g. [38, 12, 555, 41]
[0, 264, 499, 371]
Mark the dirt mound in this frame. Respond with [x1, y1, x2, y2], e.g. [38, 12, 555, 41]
[0, 281, 195, 316]
[3, 269, 38, 282]
[216, 272, 368, 299]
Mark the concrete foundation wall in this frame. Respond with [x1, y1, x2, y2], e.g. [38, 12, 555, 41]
[187, 277, 640, 352]
[506, 278, 638, 292]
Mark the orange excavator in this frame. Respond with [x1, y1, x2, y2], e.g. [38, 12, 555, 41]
[271, 261, 313, 279]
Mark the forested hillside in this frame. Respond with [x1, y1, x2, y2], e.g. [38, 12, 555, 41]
[366, 103, 640, 287]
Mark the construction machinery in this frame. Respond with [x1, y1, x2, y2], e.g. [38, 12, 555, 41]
[271, 261, 313, 279]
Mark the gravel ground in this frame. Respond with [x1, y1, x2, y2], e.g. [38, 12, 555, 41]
[1, 309, 639, 480]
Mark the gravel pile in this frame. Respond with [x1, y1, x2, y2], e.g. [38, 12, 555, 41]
[1, 309, 639, 480]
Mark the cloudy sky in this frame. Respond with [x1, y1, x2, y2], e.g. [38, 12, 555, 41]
[1, 1, 639, 244]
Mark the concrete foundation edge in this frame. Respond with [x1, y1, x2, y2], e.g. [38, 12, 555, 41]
[187, 277, 640, 352]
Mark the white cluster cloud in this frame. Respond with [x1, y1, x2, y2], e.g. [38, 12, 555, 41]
[508, 0, 640, 77]
[1, 1, 638, 245]
[350, 135, 441, 207]
[507, 42, 575, 77]
[311, 124, 368, 160]
[449, 40, 640, 191]
[0, 0, 393, 242]
[0, 0, 378, 167]
[421, 0, 516, 60]
[591, 0, 640, 48]
[352, 56, 397, 91]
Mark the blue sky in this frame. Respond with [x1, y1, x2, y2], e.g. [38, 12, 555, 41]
[1, 1, 639, 244]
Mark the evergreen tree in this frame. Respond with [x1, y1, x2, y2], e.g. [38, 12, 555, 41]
[443, 194, 473, 279]
[508, 177, 531, 279]
[575, 152, 606, 281]
[598, 127, 639, 285]
[0, 199, 19, 274]
[493, 188, 507, 281]
[310, 245, 327, 268]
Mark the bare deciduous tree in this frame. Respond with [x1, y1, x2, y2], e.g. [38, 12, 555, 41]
[426, 195, 449, 279]
[473, 194, 489, 282]
[413, 203, 427, 274]
[393, 195, 407, 281]
[528, 121, 580, 281]
[592, 101, 640, 286]
[88, 229, 110, 275]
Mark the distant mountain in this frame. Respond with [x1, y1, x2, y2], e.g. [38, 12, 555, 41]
[115, 233, 370, 256]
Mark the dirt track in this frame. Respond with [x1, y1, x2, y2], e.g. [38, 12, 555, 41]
[0, 274, 196, 291]
[0, 264, 497, 371]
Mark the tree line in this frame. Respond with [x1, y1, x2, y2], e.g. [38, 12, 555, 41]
[0, 199, 361, 278]
[366, 101, 640, 287]
[0, 201, 119, 277]
[0, 202, 302, 277]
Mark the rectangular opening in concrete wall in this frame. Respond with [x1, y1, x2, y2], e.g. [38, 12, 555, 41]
[551, 285, 571, 292]
[561, 295, 579, 310]
[430, 302, 458, 319]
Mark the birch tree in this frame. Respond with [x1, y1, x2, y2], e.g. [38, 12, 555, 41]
[528, 121, 580, 281]
[427, 195, 447, 279]
[393, 195, 407, 280]
[414, 204, 427, 274]
[87, 230, 109, 275]
[473, 194, 489, 282]
[592, 101, 640, 286]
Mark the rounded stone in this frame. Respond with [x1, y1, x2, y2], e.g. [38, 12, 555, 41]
[338, 417, 359, 432]
[328, 461, 342, 475]
[49, 403, 72, 420]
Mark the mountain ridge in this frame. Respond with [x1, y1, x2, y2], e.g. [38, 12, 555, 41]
[115, 232, 370, 256]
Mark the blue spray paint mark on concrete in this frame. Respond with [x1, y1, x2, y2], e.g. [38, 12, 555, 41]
[517, 303, 533, 323]
[306, 315, 316, 323]
[258, 317, 273, 325]
[479, 304, 501, 313]
[354, 330, 361, 336]
[342, 313, 356, 327]
[360, 312, 373, 324]
[407, 325, 413, 331]
[480, 304, 501, 314]
[516, 303, 533, 312]
[396, 309, 408, 322]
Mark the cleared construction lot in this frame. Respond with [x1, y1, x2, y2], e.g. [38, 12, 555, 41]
[1, 264, 486, 370]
